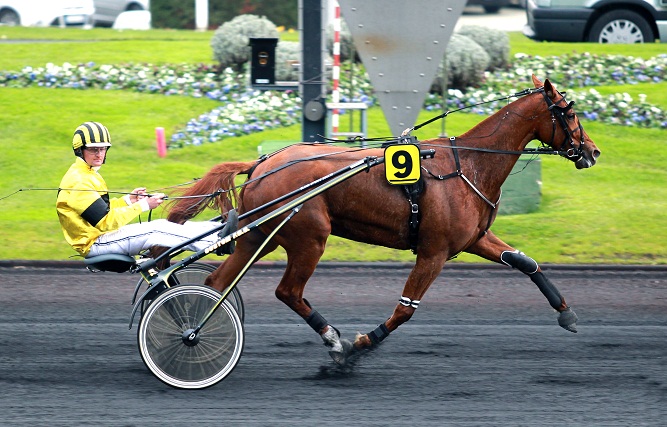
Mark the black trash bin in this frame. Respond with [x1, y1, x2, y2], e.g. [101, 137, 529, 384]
[249, 37, 278, 87]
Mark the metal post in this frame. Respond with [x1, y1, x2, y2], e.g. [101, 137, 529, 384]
[440, 59, 448, 138]
[299, 0, 326, 142]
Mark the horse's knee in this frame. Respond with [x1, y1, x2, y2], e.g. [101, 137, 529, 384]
[501, 250, 568, 311]
[500, 250, 539, 274]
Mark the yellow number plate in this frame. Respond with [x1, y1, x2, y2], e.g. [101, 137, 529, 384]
[384, 144, 421, 185]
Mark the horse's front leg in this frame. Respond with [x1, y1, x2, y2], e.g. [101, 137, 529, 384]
[466, 231, 578, 332]
[353, 254, 447, 351]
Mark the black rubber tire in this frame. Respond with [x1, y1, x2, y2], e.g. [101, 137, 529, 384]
[588, 10, 654, 43]
[0, 10, 20, 26]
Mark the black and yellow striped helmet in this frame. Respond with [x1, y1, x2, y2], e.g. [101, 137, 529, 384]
[72, 122, 112, 150]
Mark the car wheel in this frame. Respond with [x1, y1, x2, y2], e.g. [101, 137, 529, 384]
[0, 9, 20, 26]
[588, 10, 654, 43]
[483, 6, 501, 14]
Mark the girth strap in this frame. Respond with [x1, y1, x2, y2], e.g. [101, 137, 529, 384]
[403, 178, 424, 254]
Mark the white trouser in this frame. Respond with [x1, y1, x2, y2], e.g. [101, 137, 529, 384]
[87, 219, 220, 257]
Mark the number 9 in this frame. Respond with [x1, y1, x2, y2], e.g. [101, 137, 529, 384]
[392, 150, 413, 179]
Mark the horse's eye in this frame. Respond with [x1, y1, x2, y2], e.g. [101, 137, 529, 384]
[567, 113, 575, 120]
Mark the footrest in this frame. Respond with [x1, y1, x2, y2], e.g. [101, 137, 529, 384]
[84, 254, 137, 273]
[216, 209, 239, 256]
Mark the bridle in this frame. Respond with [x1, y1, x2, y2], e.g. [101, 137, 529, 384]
[538, 87, 586, 162]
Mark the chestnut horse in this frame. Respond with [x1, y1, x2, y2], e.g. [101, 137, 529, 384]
[167, 76, 601, 364]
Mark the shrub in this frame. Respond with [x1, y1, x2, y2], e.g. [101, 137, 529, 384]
[211, 14, 279, 71]
[326, 19, 357, 63]
[456, 25, 510, 70]
[432, 34, 490, 92]
[275, 41, 300, 81]
[274, 41, 333, 83]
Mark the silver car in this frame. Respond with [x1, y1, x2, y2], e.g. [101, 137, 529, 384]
[93, 0, 148, 27]
[524, 0, 667, 43]
[0, 0, 94, 27]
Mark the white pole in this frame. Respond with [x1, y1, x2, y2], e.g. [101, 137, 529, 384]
[331, 0, 341, 136]
[195, 0, 209, 31]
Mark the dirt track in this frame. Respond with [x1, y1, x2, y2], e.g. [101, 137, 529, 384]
[0, 264, 665, 426]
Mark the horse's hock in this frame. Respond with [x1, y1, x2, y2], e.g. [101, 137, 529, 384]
[499, 156, 541, 215]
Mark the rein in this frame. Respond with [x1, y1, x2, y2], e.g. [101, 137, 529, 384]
[0, 185, 221, 202]
[405, 87, 540, 134]
[183, 85, 582, 202]
[3, 87, 583, 208]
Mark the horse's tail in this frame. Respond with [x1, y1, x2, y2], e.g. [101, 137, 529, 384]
[166, 161, 258, 224]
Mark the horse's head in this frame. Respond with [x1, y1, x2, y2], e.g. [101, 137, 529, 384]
[531, 75, 601, 169]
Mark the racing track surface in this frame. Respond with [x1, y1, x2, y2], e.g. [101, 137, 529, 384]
[1, 263, 665, 426]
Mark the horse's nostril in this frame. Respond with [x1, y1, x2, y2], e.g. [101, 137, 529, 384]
[593, 150, 601, 159]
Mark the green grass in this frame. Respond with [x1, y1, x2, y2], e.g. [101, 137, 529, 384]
[1, 27, 665, 263]
[0, 26, 298, 70]
[508, 32, 667, 57]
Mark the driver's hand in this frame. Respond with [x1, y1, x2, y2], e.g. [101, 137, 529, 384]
[129, 187, 147, 204]
[146, 193, 165, 210]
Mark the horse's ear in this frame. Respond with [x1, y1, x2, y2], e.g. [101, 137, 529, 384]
[531, 74, 543, 88]
[544, 78, 555, 97]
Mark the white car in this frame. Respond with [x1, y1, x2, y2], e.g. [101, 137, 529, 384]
[92, 0, 149, 27]
[0, 0, 94, 27]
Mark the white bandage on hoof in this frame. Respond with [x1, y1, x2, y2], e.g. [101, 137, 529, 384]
[321, 325, 343, 353]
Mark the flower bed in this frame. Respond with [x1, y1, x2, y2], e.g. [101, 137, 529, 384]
[1, 53, 665, 148]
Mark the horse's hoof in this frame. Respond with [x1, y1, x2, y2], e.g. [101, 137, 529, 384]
[328, 339, 353, 366]
[558, 307, 578, 333]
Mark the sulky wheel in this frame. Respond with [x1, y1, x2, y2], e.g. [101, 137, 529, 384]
[171, 262, 245, 322]
[137, 284, 244, 389]
[136, 262, 245, 322]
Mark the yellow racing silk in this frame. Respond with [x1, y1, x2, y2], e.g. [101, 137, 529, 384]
[56, 158, 144, 256]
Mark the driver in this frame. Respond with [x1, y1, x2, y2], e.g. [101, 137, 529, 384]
[56, 121, 223, 258]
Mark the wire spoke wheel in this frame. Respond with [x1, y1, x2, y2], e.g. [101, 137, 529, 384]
[136, 262, 245, 322]
[138, 285, 244, 389]
[171, 262, 245, 322]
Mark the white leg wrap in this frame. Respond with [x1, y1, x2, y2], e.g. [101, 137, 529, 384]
[399, 296, 420, 309]
[320, 326, 343, 353]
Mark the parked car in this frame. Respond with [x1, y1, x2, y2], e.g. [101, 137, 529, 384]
[467, 0, 511, 14]
[467, 0, 525, 13]
[0, 0, 94, 27]
[524, 0, 667, 43]
[92, 0, 148, 27]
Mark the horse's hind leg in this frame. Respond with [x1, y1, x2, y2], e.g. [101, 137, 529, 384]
[205, 229, 280, 291]
[465, 231, 578, 332]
